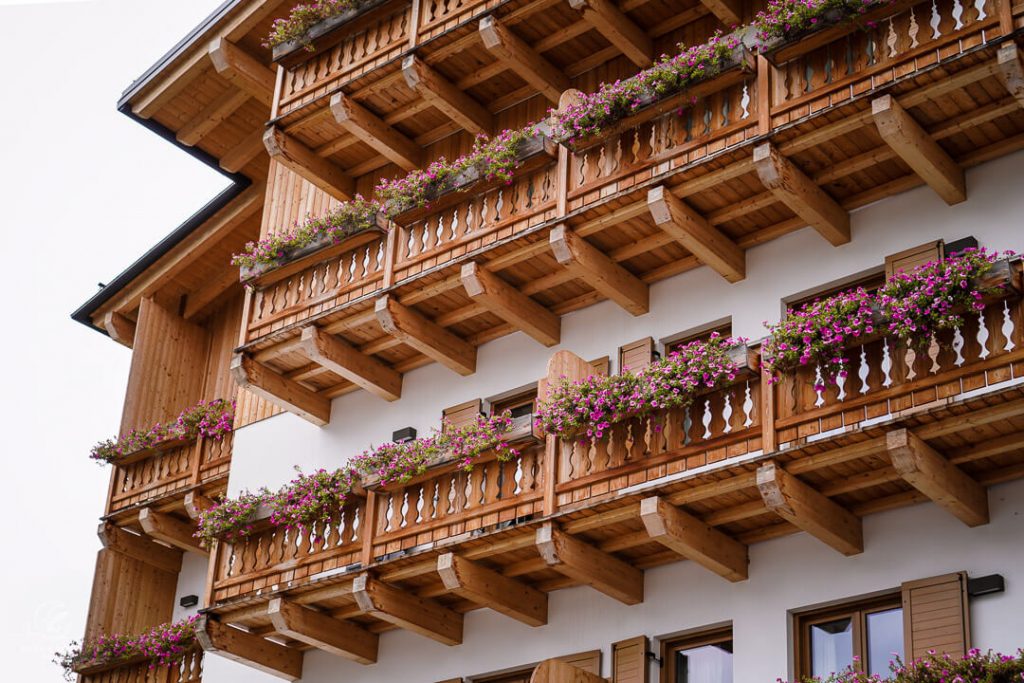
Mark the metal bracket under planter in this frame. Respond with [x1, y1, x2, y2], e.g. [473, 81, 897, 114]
[271, 0, 397, 65]
[386, 132, 558, 226]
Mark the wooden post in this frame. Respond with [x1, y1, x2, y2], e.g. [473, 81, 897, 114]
[997, 0, 1014, 35]
[554, 90, 582, 218]
[189, 435, 205, 486]
[360, 491, 378, 566]
[407, 0, 421, 50]
[382, 224, 399, 288]
[539, 350, 596, 515]
[760, 361, 777, 454]
[756, 55, 771, 136]
[203, 540, 220, 608]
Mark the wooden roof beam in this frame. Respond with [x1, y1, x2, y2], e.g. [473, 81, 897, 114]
[402, 56, 492, 136]
[102, 311, 136, 348]
[550, 224, 649, 316]
[460, 262, 561, 346]
[697, 0, 741, 26]
[872, 95, 965, 205]
[220, 127, 267, 174]
[536, 522, 644, 605]
[231, 354, 331, 426]
[374, 295, 477, 376]
[208, 37, 275, 107]
[886, 429, 989, 527]
[330, 92, 423, 171]
[97, 522, 182, 574]
[437, 552, 548, 627]
[567, 0, 653, 67]
[264, 127, 354, 200]
[646, 185, 745, 283]
[177, 88, 251, 147]
[753, 142, 850, 246]
[756, 461, 863, 556]
[184, 492, 215, 520]
[139, 508, 208, 556]
[300, 326, 402, 401]
[479, 16, 571, 103]
[352, 574, 463, 645]
[267, 598, 378, 664]
[639, 496, 748, 582]
[196, 616, 303, 681]
[997, 44, 1024, 108]
[183, 266, 241, 320]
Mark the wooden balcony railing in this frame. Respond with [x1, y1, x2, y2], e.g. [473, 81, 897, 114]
[76, 647, 203, 683]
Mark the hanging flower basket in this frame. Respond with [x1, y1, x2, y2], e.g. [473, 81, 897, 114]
[269, 0, 395, 65]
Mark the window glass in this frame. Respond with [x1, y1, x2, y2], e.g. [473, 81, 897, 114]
[671, 640, 733, 683]
[810, 618, 854, 677]
[866, 608, 904, 676]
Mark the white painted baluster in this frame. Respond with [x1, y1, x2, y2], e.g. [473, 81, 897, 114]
[415, 488, 424, 523]
[400, 491, 409, 527]
[447, 474, 457, 514]
[351, 506, 359, 541]
[905, 345, 918, 381]
[975, 0, 988, 20]
[929, 335, 942, 373]
[930, 0, 942, 38]
[858, 346, 871, 395]
[909, 9, 920, 47]
[701, 399, 713, 439]
[513, 459, 523, 494]
[881, 339, 893, 387]
[887, 17, 898, 58]
[952, 0, 964, 29]
[836, 367, 847, 402]
[1002, 300, 1016, 351]
[977, 308, 990, 359]
[952, 328, 965, 366]
[740, 82, 750, 119]
[383, 494, 394, 532]
[743, 382, 754, 427]
[814, 365, 826, 406]
[722, 392, 733, 434]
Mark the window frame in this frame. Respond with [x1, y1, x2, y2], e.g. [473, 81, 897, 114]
[794, 592, 903, 679]
[662, 321, 733, 357]
[661, 625, 734, 683]
[785, 270, 886, 313]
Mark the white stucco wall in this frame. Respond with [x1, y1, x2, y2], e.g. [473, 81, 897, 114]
[207, 150, 1024, 683]
[172, 551, 209, 622]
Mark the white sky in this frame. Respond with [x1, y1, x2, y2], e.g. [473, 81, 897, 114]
[0, 1, 230, 678]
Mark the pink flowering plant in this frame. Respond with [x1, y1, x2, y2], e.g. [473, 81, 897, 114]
[232, 196, 381, 279]
[90, 399, 234, 464]
[762, 287, 877, 387]
[784, 648, 1024, 682]
[879, 248, 1012, 349]
[753, 0, 892, 45]
[376, 126, 540, 216]
[537, 333, 744, 440]
[269, 467, 357, 531]
[195, 489, 271, 548]
[265, 0, 358, 50]
[54, 616, 200, 680]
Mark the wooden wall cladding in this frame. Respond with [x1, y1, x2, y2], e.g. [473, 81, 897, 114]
[83, 546, 178, 643]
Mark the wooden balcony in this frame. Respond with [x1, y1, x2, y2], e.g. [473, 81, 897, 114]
[75, 646, 203, 683]
[201, 276, 1024, 679]
[235, 0, 1024, 425]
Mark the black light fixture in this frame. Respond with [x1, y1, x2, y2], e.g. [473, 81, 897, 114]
[967, 574, 1005, 597]
[946, 236, 978, 257]
[179, 595, 199, 608]
[392, 426, 417, 443]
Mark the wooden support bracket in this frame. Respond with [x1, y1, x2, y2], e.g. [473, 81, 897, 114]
[872, 95, 965, 205]
[402, 56, 492, 136]
[480, 16, 571, 102]
[208, 37, 275, 107]
[437, 552, 548, 627]
[698, 0, 742, 26]
[177, 88, 250, 147]
[756, 461, 863, 555]
[753, 143, 850, 246]
[536, 522, 644, 605]
[646, 185, 746, 282]
[184, 492, 215, 520]
[639, 496, 748, 582]
[139, 508, 208, 556]
[886, 429, 989, 527]
[267, 598, 379, 664]
[550, 224, 649, 316]
[461, 262, 561, 346]
[102, 311, 136, 348]
[231, 354, 331, 426]
[997, 43, 1024, 109]
[374, 295, 477, 375]
[352, 574, 464, 645]
[264, 127, 354, 200]
[196, 616, 303, 681]
[567, 0, 653, 66]
[300, 326, 403, 401]
[330, 92, 422, 171]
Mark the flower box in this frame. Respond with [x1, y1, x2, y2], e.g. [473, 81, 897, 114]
[111, 435, 195, 467]
[384, 131, 558, 226]
[271, 0, 396, 66]
[240, 213, 388, 286]
[73, 652, 153, 676]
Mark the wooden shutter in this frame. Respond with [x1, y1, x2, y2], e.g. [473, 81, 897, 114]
[589, 356, 610, 376]
[557, 650, 602, 676]
[618, 338, 654, 373]
[901, 572, 970, 659]
[885, 240, 944, 280]
[612, 636, 648, 683]
[443, 399, 482, 432]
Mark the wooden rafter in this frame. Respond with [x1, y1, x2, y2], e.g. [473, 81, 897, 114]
[330, 92, 422, 171]
[536, 523, 644, 605]
[479, 16, 570, 103]
[872, 95, 965, 205]
[886, 429, 989, 527]
[300, 326, 402, 401]
[646, 185, 745, 283]
[402, 56, 492, 136]
[752, 142, 850, 246]
[208, 37, 275, 107]
[102, 311, 136, 348]
[567, 0, 653, 67]
[231, 354, 331, 426]
[997, 44, 1024, 108]
[639, 496, 748, 582]
[437, 552, 548, 627]
[98, 522, 182, 574]
[177, 88, 250, 147]
[195, 616, 303, 681]
[264, 127, 354, 200]
[374, 295, 477, 375]
[756, 461, 863, 556]
[267, 598, 378, 664]
[220, 127, 267, 174]
[352, 574, 464, 645]
[184, 492, 215, 520]
[550, 224, 649, 316]
[460, 262, 560, 346]
[138, 508, 208, 555]
[697, 0, 741, 26]
[183, 266, 241, 320]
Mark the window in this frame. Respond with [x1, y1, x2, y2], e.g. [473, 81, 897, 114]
[490, 388, 538, 441]
[795, 594, 904, 679]
[476, 669, 533, 683]
[786, 271, 885, 313]
[664, 322, 732, 356]
[662, 626, 733, 683]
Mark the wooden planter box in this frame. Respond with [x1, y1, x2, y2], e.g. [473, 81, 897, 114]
[108, 435, 194, 467]
[559, 43, 755, 153]
[385, 131, 558, 226]
[240, 215, 388, 285]
[271, 0, 396, 65]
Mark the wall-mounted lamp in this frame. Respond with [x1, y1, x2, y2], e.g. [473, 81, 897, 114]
[967, 574, 1005, 597]
[179, 595, 199, 608]
[392, 427, 417, 443]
